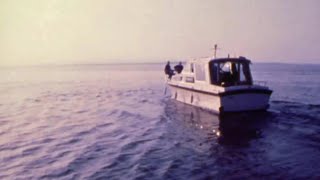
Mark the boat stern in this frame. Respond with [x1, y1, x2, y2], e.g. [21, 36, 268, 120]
[219, 87, 272, 112]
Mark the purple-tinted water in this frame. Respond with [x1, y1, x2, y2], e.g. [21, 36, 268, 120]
[0, 63, 319, 179]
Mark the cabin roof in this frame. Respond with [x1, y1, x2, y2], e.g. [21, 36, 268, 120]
[210, 57, 251, 64]
[188, 56, 251, 64]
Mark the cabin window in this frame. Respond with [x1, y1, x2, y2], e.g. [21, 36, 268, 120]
[239, 63, 252, 85]
[195, 63, 206, 81]
[239, 64, 246, 82]
[185, 76, 195, 83]
[217, 61, 236, 86]
[210, 61, 252, 86]
[221, 62, 231, 73]
[210, 63, 218, 85]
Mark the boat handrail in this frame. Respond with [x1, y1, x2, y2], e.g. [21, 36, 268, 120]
[254, 80, 268, 87]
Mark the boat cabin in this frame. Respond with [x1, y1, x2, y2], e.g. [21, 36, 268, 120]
[182, 57, 253, 87]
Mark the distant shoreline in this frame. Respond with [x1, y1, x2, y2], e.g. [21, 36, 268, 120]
[1, 61, 320, 69]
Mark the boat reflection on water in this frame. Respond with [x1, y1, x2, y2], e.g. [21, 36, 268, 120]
[165, 99, 272, 146]
[217, 112, 270, 146]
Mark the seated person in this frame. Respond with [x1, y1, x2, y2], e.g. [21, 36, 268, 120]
[164, 61, 174, 79]
[174, 62, 184, 74]
[220, 72, 233, 86]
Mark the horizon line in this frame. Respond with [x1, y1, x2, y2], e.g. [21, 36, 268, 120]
[1, 60, 320, 68]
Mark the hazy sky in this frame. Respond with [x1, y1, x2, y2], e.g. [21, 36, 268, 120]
[1, 0, 320, 66]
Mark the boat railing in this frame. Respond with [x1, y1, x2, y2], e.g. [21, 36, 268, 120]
[254, 80, 268, 87]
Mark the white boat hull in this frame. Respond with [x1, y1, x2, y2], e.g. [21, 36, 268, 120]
[168, 85, 271, 114]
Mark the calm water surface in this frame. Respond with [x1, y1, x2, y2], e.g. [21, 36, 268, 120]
[0, 63, 319, 179]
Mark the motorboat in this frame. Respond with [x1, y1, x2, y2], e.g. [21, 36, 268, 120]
[165, 52, 272, 114]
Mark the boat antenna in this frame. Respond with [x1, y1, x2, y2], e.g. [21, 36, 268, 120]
[213, 44, 219, 58]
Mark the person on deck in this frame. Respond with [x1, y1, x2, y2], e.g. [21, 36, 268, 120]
[164, 61, 174, 79]
[174, 62, 184, 74]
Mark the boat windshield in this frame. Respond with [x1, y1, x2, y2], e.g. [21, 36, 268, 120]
[209, 61, 253, 86]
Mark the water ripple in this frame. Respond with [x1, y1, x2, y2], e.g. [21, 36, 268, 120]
[0, 64, 320, 179]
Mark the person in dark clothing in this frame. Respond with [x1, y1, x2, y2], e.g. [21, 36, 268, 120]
[174, 62, 184, 74]
[164, 61, 174, 79]
[230, 63, 239, 84]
